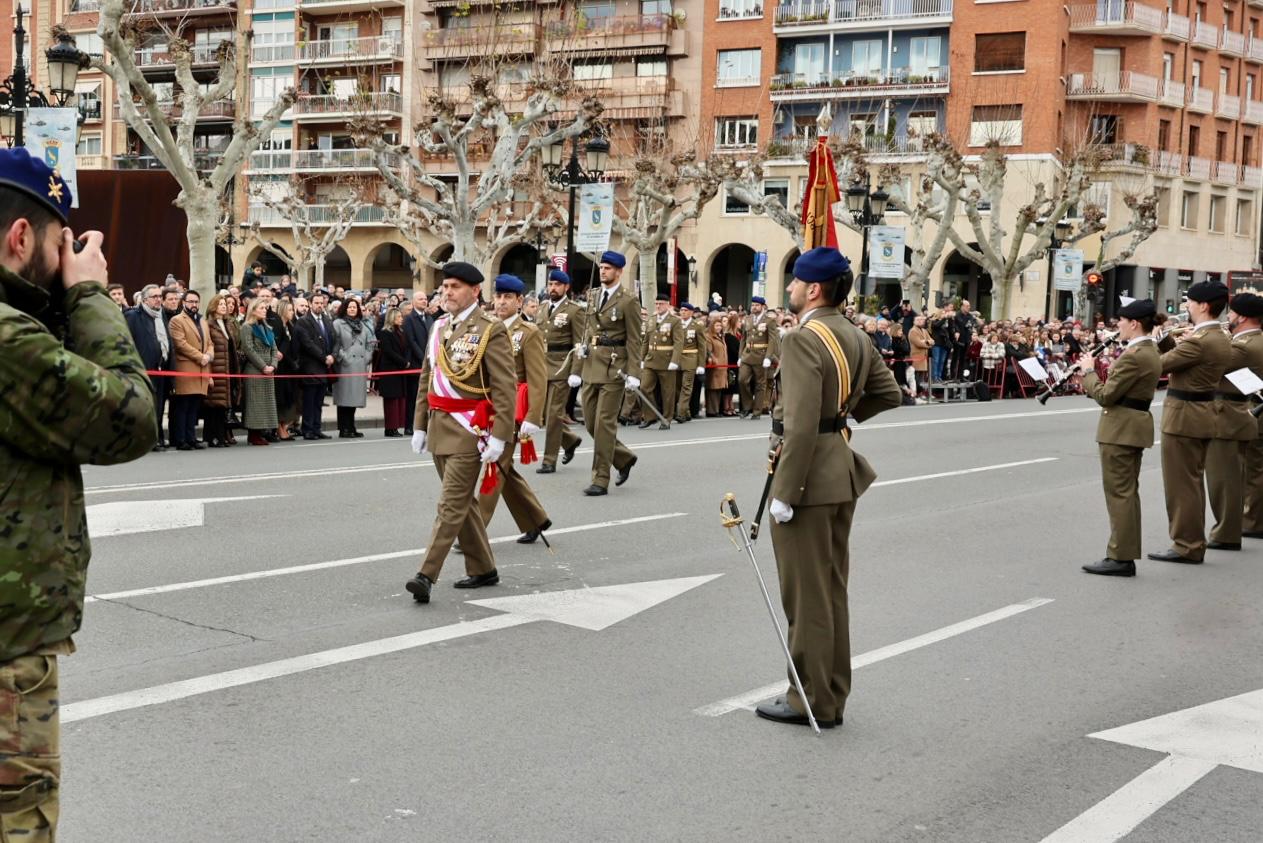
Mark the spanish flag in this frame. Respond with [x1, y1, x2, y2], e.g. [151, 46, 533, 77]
[800, 136, 841, 250]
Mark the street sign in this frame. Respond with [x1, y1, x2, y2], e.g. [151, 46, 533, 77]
[868, 225, 906, 279]
[576, 183, 614, 253]
[753, 250, 768, 299]
[1052, 249, 1084, 291]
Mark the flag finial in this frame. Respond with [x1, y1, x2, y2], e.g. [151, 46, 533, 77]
[816, 104, 833, 137]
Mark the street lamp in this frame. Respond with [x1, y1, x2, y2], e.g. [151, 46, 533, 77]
[1042, 217, 1075, 320]
[0, 11, 88, 147]
[543, 130, 609, 292]
[687, 255, 697, 297]
[843, 177, 889, 300]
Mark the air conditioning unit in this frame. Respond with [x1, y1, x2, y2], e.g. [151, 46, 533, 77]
[377, 37, 396, 54]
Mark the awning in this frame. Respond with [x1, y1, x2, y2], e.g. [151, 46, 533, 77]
[75, 80, 102, 96]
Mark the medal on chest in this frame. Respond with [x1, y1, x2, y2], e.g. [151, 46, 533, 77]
[511, 330, 524, 354]
[448, 331, 479, 364]
[553, 313, 569, 327]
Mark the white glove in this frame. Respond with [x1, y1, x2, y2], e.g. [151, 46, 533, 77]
[481, 436, 506, 464]
[770, 498, 794, 524]
[519, 421, 541, 439]
[668, 362, 679, 371]
[410, 430, 427, 454]
[575, 344, 589, 359]
[567, 374, 582, 389]
[624, 376, 641, 392]
[763, 358, 772, 369]
[696, 367, 705, 376]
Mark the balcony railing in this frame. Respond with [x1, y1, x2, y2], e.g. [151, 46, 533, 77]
[1220, 29, 1246, 56]
[135, 43, 224, 67]
[1243, 165, 1263, 188]
[1217, 92, 1241, 119]
[1066, 3, 1164, 35]
[1160, 79, 1185, 108]
[1188, 86, 1214, 112]
[251, 43, 295, 63]
[69, 0, 102, 11]
[1156, 150, 1184, 176]
[543, 13, 685, 54]
[1186, 156, 1212, 180]
[297, 34, 403, 63]
[1212, 160, 1239, 183]
[75, 154, 106, 169]
[248, 204, 387, 226]
[125, 0, 235, 16]
[292, 91, 403, 116]
[774, 0, 952, 26]
[1066, 71, 1159, 101]
[78, 100, 103, 121]
[114, 99, 236, 120]
[292, 149, 389, 169]
[1162, 11, 1190, 40]
[1245, 99, 1263, 125]
[248, 150, 294, 171]
[1192, 20, 1217, 48]
[769, 65, 950, 97]
[1249, 36, 1263, 63]
[422, 23, 537, 60]
[113, 151, 225, 171]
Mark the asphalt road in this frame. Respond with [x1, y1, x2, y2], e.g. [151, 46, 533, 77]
[66, 396, 1263, 842]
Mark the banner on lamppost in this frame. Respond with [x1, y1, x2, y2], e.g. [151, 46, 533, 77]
[753, 251, 768, 299]
[24, 108, 79, 208]
[868, 225, 905, 279]
[1052, 248, 1084, 291]
[575, 183, 614, 253]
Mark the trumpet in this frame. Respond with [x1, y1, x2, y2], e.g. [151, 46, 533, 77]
[1036, 332, 1121, 405]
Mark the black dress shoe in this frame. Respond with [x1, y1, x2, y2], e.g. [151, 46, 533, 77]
[1243, 530, 1263, 539]
[657, 422, 670, 430]
[1082, 558, 1136, 577]
[404, 427, 414, 435]
[583, 484, 608, 496]
[517, 519, 552, 544]
[352, 430, 365, 438]
[190, 442, 206, 450]
[264, 431, 279, 442]
[338, 430, 353, 439]
[673, 416, 687, 424]
[405, 574, 432, 604]
[639, 419, 656, 430]
[176, 443, 194, 451]
[1147, 548, 1203, 564]
[384, 429, 401, 438]
[536, 463, 556, 474]
[152, 443, 168, 452]
[561, 443, 577, 465]
[1208, 540, 1242, 550]
[454, 570, 500, 589]
[303, 433, 322, 441]
[754, 699, 835, 729]
[316, 432, 331, 439]
[615, 455, 637, 487]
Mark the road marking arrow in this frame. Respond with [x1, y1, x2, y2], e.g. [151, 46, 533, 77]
[1041, 688, 1263, 842]
[63, 574, 720, 724]
[87, 496, 284, 538]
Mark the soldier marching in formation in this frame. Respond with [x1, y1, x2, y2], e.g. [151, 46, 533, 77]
[1078, 299, 1163, 577]
[639, 292, 685, 430]
[675, 302, 708, 423]
[739, 296, 780, 419]
[536, 268, 585, 474]
[1231, 293, 1263, 539]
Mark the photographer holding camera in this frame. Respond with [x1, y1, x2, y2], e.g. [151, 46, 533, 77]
[0, 148, 155, 839]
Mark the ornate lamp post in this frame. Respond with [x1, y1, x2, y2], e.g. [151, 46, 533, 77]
[844, 177, 889, 301]
[0, 13, 88, 146]
[542, 131, 609, 292]
[1041, 217, 1075, 320]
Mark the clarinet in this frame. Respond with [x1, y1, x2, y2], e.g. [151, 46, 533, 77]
[1036, 333, 1120, 405]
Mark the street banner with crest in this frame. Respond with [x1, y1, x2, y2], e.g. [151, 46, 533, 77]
[24, 107, 80, 209]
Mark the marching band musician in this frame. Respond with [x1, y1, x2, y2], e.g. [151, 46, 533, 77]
[1078, 299, 1163, 577]
[1148, 281, 1232, 566]
[1219, 293, 1263, 540]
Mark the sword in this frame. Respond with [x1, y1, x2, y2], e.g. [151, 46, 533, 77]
[615, 368, 670, 427]
[749, 442, 782, 543]
[551, 347, 575, 379]
[720, 493, 821, 736]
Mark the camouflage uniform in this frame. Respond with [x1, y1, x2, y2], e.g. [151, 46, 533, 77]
[0, 267, 156, 839]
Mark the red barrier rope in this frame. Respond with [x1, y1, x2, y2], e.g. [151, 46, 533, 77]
[145, 368, 423, 380]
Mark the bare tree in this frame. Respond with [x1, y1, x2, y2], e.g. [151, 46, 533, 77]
[248, 176, 366, 290]
[1068, 189, 1160, 317]
[91, 3, 295, 296]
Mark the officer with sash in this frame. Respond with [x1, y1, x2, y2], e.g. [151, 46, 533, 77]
[756, 247, 902, 729]
[639, 292, 684, 430]
[407, 261, 516, 603]
[1078, 299, 1162, 577]
[536, 268, 585, 474]
[675, 302, 707, 423]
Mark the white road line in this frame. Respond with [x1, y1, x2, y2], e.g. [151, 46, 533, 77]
[694, 597, 1055, 717]
[871, 457, 1056, 487]
[86, 406, 1090, 495]
[84, 513, 686, 603]
[1038, 755, 1218, 843]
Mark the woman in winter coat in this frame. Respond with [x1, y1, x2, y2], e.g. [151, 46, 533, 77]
[273, 299, 300, 441]
[240, 298, 280, 446]
[203, 293, 238, 447]
[374, 308, 410, 437]
[331, 297, 376, 438]
[705, 315, 729, 418]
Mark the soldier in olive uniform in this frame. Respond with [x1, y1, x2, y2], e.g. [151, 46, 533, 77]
[577, 251, 642, 496]
[407, 261, 517, 603]
[639, 293, 684, 430]
[478, 275, 552, 544]
[675, 302, 708, 423]
[739, 296, 780, 419]
[1148, 281, 1233, 565]
[1229, 294, 1263, 539]
[755, 247, 902, 730]
[1079, 299, 1163, 577]
[536, 269, 584, 474]
[0, 148, 156, 841]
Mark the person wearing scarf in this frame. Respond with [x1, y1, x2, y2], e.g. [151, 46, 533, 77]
[240, 298, 279, 445]
[331, 297, 376, 438]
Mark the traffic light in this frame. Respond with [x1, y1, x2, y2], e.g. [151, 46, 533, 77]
[1084, 270, 1105, 306]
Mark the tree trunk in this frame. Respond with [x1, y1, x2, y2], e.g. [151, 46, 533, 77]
[637, 247, 657, 313]
[990, 277, 1012, 321]
[315, 260, 326, 292]
[184, 194, 219, 297]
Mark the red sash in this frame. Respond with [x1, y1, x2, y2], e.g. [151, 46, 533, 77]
[428, 394, 500, 493]
[514, 382, 537, 465]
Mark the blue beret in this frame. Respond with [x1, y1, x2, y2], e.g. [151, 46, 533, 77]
[678, 301, 695, 312]
[442, 261, 484, 285]
[548, 269, 571, 285]
[494, 273, 525, 294]
[751, 296, 766, 306]
[599, 250, 626, 268]
[0, 147, 73, 223]
[793, 247, 851, 283]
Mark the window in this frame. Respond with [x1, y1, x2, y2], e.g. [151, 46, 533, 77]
[251, 72, 289, 117]
[717, 48, 760, 87]
[382, 17, 402, 40]
[716, 116, 758, 148]
[848, 112, 877, 137]
[1181, 190, 1200, 229]
[636, 59, 666, 77]
[1192, 59, 1203, 91]
[1156, 187, 1171, 227]
[763, 178, 790, 209]
[1209, 194, 1226, 233]
[1237, 199, 1253, 235]
[642, 0, 672, 15]
[969, 104, 1023, 146]
[1249, 74, 1256, 101]
[1159, 119, 1171, 151]
[793, 42, 826, 83]
[573, 62, 613, 81]
[909, 36, 942, 77]
[1163, 52, 1174, 81]
[850, 39, 883, 78]
[1090, 114, 1119, 144]
[719, 0, 762, 18]
[73, 32, 103, 58]
[76, 134, 102, 156]
[1220, 67, 1230, 95]
[382, 73, 401, 94]
[974, 32, 1025, 72]
[253, 17, 295, 61]
[725, 188, 751, 215]
[907, 111, 938, 146]
[76, 82, 102, 121]
[1216, 130, 1229, 161]
[1189, 124, 1201, 157]
[579, 1, 616, 24]
[1245, 135, 1254, 166]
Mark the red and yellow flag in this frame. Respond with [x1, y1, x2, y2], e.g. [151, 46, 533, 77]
[800, 137, 841, 250]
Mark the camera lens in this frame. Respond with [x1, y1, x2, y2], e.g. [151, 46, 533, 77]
[72, 239, 85, 254]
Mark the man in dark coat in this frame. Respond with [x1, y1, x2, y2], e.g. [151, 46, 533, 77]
[403, 290, 430, 435]
[952, 300, 978, 380]
[293, 293, 335, 439]
[124, 284, 170, 450]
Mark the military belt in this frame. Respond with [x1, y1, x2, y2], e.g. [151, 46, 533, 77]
[771, 416, 848, 436]
[547, 343, 572, 352]
[1214, 391, 1251, 402]
[1167, 388, 1215, 402]
[594, 337, 626, 347]
[1116, 397, 1152, 412]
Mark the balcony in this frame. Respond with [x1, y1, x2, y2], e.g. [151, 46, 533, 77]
[1066, 3, 1164, 36]
[292, 91, 403, 120]
[293, 149, 394, 172]
[1156, 150, 1184, 177]
[1187, 86, 1214, 113]
[75, 154, 106, 169]
[1243, 165, 1263, 188]
[247, 150, 294, 172]
[1186, 156, 1212, 180]
[570, 76, 685, 119]
[1159, 79, 1185, 108]
[421, 23, 537, 64]
[68, 0, 101, 11]
[1065, 71, 1159, 103]
[1248, 36, 1263, 63]
[124, 0, 236, 19]
[135, 43, 223, 70]
[113, 99, 237, 121]
[78, 100, 103, 122]
[1220, 29, 1246, 56]
[1217, 92, 1241, 119]
[296, 34, 403, 65]
[1245, 99, 1263, 125]
[1212, 160, 1239, 184]
[113, 151, 225, 171]
[543, 15, 688, 57]
[251, 43, 296, 63]
[1192, 21, 1217, 49]
[296, 0, 402, 13]
[1162, 11, 1190, 40]
[248, 204, 387, 227]
[773, 0, 952, 31]
[769, 65, 950, 101]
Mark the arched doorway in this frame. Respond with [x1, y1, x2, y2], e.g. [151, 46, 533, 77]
[246, 246, 290, 282]
[428, 244, 454, 291]
[322, 245, 352, 290]
[708, 244, 757, 309]
[941, 247, 993, 318]
[367, 243, 414, 292]
[654, 243, 689, 302]
[498, 243, 540, 290]
[215, 245, 233, 289]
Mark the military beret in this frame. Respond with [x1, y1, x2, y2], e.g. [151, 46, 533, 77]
[655, 292, 670, 302]
[1186, 280, 1230, 302]
[442, 261, 484, 286]
[599, 250, 626, 268]
[678, 301, 695, 312]
[0, 147, 73, 223]
[494, 273, 525, 294]
[751, 296, 766, 306]
[1229, 292, 1263, 318]
[548, 268, 571, 285]
[793, 247, 852, 283]
[1117, 298, 1156, 320]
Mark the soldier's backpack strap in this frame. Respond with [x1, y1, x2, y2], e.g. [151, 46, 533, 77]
[802, 319, 854, 439]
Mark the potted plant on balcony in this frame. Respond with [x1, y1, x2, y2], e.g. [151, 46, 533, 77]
[766, 140, 791, 158]
[1130, 144, 1151, 166]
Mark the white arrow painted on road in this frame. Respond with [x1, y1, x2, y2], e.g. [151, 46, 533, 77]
[1041, 688, 1263, 842]
[63, 574, 721, 724]
[87, 496, 284, 537]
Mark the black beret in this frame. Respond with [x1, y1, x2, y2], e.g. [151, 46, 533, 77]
[1117, 299, 1156, 320]
[442, 261, 484, 286]
[1229, 292, 1263, 318]
[655, 292, 670, 302]
[1186, 280, 1230, 303]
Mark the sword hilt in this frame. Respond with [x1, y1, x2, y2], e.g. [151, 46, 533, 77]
[720, 493, 743, 529]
